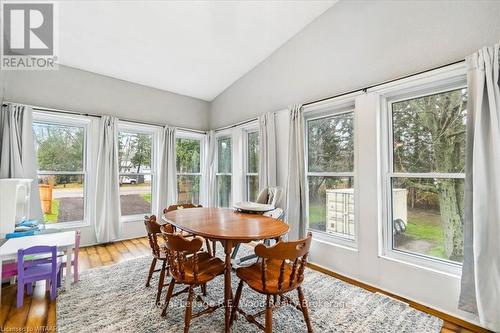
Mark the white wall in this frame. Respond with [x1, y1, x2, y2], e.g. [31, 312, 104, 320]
[210, 0, 500, 128]
[2, 65, 210, 130]
[209, 0, 500, 329]
[1, 65, 210, 247]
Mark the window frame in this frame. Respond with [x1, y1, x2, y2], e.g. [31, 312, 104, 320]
[117, 121, 158, 222]
[303, 98, 358, 248]
[32, 110, 92, 228]
[175, 130, 205, 205]
[378, 64, 467, 275]
[215, 134, 232, 207]
[243, 128, 259, 202]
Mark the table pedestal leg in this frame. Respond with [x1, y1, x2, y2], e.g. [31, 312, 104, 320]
[224, 240, 233, 333]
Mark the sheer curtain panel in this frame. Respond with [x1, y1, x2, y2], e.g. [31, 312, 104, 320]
[459, 44, 500, 332]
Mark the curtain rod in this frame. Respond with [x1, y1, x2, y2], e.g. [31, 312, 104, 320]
[213, 58, 466, 131]
[214, 117, 258, 132]
[1, 100, 207, 134]
[302, 59, 466, 107]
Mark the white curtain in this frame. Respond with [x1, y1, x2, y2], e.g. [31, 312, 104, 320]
[94, 116, 121, 243]
[0, 103, 43, 221]
[157, 126, 177, 214]
[203, 130, 217, 207]
[258, 112, 277, 192]
[459, 44, 500, 332]
[285, 105, 307, 240]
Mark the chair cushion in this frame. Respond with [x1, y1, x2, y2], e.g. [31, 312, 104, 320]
[236, 259, 303, 294]
[256, 188, 269, 204]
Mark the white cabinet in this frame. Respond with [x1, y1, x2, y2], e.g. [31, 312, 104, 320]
[326, 188, 407, 238]
[326, 189, 355, 238]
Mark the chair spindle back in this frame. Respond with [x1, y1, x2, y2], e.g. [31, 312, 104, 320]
[163, 203, 202, 213]
[161, 231, 203, 284]
[144, 215, 166, 258]
[254, 232, 312, 293]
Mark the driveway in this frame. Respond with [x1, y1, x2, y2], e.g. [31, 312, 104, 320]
[53, 194, 150, 222]
[52, 185, 150, 198]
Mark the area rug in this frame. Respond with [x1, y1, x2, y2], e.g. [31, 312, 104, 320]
[57, 250, 443, 333]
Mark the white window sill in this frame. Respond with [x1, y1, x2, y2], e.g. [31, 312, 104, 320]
[44, 221, 89, 230]
[309, 229, 358, 251]
[379, 250, 462, 278]
[121, 214, 148, 223]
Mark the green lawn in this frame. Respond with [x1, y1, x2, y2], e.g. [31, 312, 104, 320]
[308, 204, 326, 232]
[308, 203, 446, 258]
[141, 193, 152, 203]
[404, 209, 445, 259]
[44, 199, 60, 224]
[405, 219, 443, 242]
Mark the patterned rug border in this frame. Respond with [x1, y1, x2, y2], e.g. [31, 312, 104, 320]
[57, 251, 444, 333]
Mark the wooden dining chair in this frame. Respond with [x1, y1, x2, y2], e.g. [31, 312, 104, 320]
[232, 208, 285, 266]
[144, 215, 172, 305]
[160, 231, 225, 333]
[230, 232, 314, 333]
[164, 204, 216, 256]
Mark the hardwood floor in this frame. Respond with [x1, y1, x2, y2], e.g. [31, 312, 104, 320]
[0, 237, 487, 332]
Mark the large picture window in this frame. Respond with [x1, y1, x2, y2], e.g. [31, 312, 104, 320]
[305, 111, 355, 239]
[216, 136, 232, 207]
[388, 87, 467, 264]
[245, 131, 259, 201]
[118, 124, 154, 218]
[176, 136, 202, 204]
[33, 116, 88, 224]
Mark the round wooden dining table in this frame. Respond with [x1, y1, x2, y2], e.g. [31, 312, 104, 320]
[162, 207, 289, 333]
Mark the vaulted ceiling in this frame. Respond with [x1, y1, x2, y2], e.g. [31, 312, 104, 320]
[58, 0, 336, 101]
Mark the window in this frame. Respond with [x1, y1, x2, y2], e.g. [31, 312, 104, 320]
[118, 125, 154, 218]
[216, 136, 232, 207]
[176, 136, 202, 204]
[33, 115, 88, 224]
[388, 87, 467, 264]
[305, 111, 355, 239]
[245, 131, 259, 201]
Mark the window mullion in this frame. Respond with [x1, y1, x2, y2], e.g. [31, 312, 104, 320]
[390, 172, 465, 179]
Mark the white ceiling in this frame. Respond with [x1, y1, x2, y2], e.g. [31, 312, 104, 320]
[58, 1, 336, 101]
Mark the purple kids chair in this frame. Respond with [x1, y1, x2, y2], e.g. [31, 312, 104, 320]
[17, 246, 62, 308]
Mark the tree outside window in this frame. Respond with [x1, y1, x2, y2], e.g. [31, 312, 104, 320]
[118, 130, 153, 217]
[176, 137, 201, 204]
[306, 112, 355, 239]
[390, 88, 467, 263]
[33, 121, 86, 224]
[246, 131, 259, 201]
[216, 136, 232, 207]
